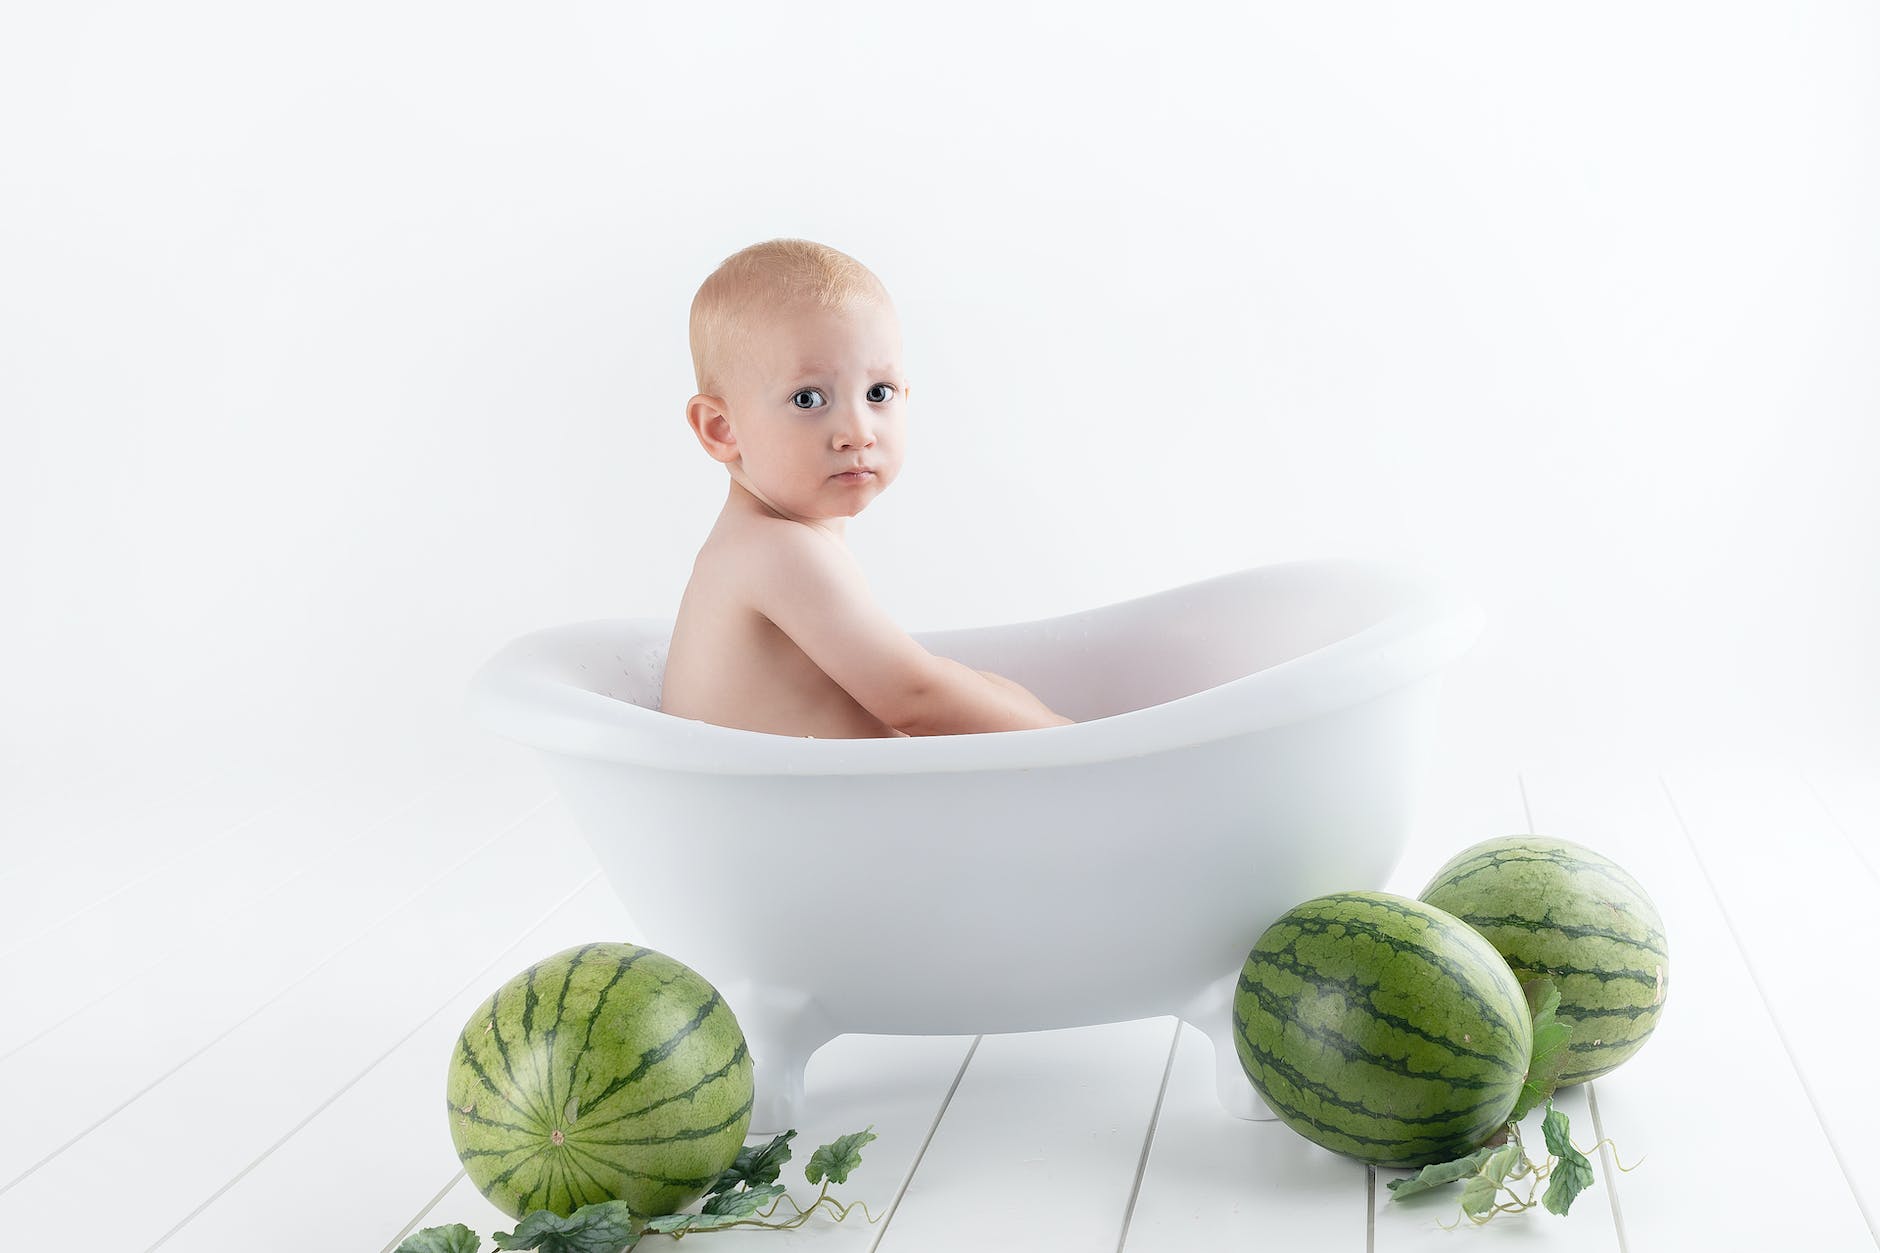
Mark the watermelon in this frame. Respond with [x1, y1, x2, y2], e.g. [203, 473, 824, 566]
[1419, 835, 1668, 1085]
[1233, 890, 1532, 1168]
[446, 942, 754, 1219]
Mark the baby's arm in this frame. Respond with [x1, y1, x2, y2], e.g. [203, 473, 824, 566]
[746, 526, 1071, 736]
[896, 658, 1073, 735]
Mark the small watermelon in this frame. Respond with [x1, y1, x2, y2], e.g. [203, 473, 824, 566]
[1419, 835, 1668, 1085]
[1234, 890, 1532, 1168]
[446, 942, 754, 1219]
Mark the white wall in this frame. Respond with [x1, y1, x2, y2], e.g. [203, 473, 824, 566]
[4, 2, 1875, 776]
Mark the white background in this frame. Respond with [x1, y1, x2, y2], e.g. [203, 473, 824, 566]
[4, 1, 1875, 779]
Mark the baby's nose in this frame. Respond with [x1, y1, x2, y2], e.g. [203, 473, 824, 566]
[835, 409, 877, 445]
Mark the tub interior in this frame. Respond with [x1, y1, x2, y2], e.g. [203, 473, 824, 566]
[548, 560, 1425, 726]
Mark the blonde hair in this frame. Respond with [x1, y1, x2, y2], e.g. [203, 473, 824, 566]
[689, 239, 891, 397]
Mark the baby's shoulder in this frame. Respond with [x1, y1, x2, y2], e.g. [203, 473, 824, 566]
[691, 516, 807, 596]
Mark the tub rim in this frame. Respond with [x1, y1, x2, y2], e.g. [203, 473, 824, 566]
[464, 557, 1486, 777]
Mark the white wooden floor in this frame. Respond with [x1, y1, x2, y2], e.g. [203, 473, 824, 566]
[2, 722, 1876, 1253]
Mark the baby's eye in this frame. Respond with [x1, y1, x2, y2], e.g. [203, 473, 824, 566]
[791, 388, 824, 410]
[867, 383, 897, 403]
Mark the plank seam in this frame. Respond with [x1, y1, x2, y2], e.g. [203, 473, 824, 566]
[383, 1169, 467, 1253]
[1584, 1082, 1630, 1253]
[866, 1034, 984, 1252]
[1366, 1165, 1375, 1253]
[1114, 1017, 1182, 1253]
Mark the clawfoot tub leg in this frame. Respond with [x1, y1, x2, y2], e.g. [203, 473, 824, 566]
[716, 980, 839, 1136]
[1177, 971, 1277, 1122]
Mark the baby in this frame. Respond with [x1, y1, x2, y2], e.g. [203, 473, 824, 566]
[659, 238, 1074, 739]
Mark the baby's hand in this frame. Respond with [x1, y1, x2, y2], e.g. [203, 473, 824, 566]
[976, 669, 1073, 726]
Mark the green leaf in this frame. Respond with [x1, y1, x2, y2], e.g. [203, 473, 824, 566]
[645, 1184, 789, 1233]
[644, 1211, 759, 1236]
[395, 1225, 482, 1253]
[490, 1201, 641, 1253]
[1540, 1102, 1597, 1215]
[1458, 1174, 1499, 1218]
[701, 1182, 788, 1219]
[708, 1130, 797, 1196]
[806, 1126, 877, 1186]
[1482, 1142, 1524, 1186]
[1386, 1145, 1498, 1199]
[1511, 978, 1572, 1121]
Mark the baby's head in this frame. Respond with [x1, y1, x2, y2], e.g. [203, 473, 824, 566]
[687, 239, 910, 525]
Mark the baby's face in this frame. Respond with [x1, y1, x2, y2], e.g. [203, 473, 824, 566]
[707, 298, 909, 523]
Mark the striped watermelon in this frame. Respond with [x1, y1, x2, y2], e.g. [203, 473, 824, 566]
[1419, 835, 1668, 1086]
[1233, 891, 1532, 1168]
[446, 942, 754, 1219]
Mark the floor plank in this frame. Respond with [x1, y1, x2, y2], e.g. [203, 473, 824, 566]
[1522, 760, 1876, 1251]
[868, 1017, 1177, 1252]
[1660, 762, 1880, 1243]
[0, 745, 553, 1235]
[1123, 1021, 1368, 1252]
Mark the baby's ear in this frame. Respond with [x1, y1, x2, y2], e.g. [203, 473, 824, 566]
[686, 394, 738, 463]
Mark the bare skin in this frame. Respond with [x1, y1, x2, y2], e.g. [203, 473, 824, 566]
[660, 294, 1069, 738]
[662, 495, 912, 738]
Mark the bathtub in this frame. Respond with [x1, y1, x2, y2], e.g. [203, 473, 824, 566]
[465, 558, 1485, 1133]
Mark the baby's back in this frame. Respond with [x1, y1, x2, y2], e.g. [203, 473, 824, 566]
[660, 518, 909, 739]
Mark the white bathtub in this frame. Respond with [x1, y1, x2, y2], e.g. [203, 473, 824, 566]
[465, 558, 1485, 1133]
